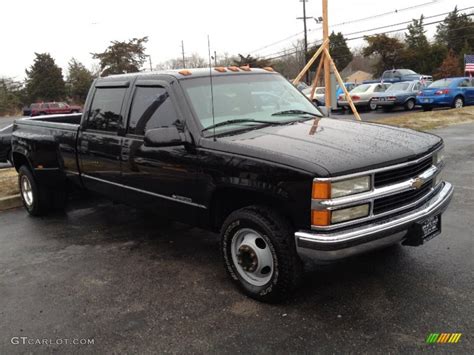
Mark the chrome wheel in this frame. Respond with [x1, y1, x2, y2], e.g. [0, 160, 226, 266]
[454, 98, 463, 108]
[20, 175, 33, 207]
[231, 228, 274, 286]
[406, 99, 415, 110]
[369, 100, 377, 110]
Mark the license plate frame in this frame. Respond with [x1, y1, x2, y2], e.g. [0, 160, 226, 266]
[404, 214, 442, 246]
[419, 214, 441, 242]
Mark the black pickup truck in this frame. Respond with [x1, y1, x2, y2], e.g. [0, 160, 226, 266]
[11, 68, 453, 302]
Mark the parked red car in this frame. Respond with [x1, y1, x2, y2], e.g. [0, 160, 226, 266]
[28, 102, 82, 116]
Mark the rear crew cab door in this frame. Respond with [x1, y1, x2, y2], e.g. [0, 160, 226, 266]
[77, 80, 130, 196]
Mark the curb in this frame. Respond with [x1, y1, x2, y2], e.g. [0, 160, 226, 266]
[0, 194, 22, 211]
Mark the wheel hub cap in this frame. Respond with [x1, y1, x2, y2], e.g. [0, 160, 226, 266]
[237, 245, 258, 272]
[230, 228, 274, 287]
[21, 175, 33, 207]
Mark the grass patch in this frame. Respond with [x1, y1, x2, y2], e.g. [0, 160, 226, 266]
[368, 106, 474, 131]
[0, 168, 19, 197]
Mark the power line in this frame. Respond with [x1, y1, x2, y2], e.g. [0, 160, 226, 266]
[261, 9, 474, 61]
[250, 0, 446, 55]
[261, 7, 474, 59]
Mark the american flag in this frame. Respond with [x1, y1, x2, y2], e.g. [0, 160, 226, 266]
[465, 54, 474, 73]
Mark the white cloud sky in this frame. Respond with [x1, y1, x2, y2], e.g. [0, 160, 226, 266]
[0, 0, 472, 80]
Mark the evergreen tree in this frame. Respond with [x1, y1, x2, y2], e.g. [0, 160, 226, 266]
[0, 78, 23, 115]
[92, 37, 149, 76]
[66, 59, 94, 103]
[406, 15, 429, 49]
[403, 16, 432, 74]
[25, 53, 66, 102]
[328, 32, 353, 71]
[233, 54, 271, 67]
[307, 32, 353, 72]
[435, 6, 474, 54]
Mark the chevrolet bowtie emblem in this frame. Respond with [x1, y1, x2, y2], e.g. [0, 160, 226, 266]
[412, 177, 424, 190]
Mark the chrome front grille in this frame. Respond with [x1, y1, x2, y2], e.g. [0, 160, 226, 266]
[373, 181, 433, 214]
[311, 149, 443, 231]
[374, 157, 433, 187]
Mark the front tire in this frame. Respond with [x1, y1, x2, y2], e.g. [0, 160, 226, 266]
[452, 96, 464, 109]
[221, 206, 303, 302]
[404, 99, 415, 111]
[368, 100, 377, 111]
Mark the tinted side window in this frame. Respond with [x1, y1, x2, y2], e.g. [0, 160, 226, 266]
[458, 79, 469, 87]
[87, 88, 126, 132]
[128, 86, 179, 135]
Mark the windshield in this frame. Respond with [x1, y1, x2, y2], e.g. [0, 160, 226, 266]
[181, 74, 321, 132]
[350, 84, 370, 93]
[429, 79, 454, 88]
[387, 82, 410, 92]
[398, 69, 417, 75]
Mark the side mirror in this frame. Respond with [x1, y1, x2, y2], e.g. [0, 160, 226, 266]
[144, 126, 183, 147]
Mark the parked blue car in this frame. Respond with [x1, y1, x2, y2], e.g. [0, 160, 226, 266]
[417, 77, 474, 111]
[372, 80, 427, 111]
[335, 82, 358, 98]
[310, 82, 358, 107]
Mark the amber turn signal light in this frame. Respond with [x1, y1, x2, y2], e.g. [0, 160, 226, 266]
[311, 210, 331, 226]
[214, 67, 227, 72]
[312, 181, 331, 199]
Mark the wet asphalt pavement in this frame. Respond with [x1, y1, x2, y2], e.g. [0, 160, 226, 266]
[0, 123, 473, 353]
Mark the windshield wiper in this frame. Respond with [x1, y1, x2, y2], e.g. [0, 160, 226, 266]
[202, 119, 277, 132]
[271, 109, 320, 117]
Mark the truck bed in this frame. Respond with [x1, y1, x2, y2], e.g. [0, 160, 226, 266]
[12, 113, 82, 176]
[17, 113, 82, 127]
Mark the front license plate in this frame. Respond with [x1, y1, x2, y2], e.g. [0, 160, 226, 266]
[419, 214, 441, 242]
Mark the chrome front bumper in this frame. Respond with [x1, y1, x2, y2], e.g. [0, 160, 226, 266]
[295, 182, 453, 261]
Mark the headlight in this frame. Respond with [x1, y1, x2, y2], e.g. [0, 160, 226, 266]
[433, 148, 444, 166]
[332, 176, 371, 198]
[434, 171, 444, 186]
[312, 176, 371, 199]
[311, 204, 370, 226]
[331, 204, 370, 224]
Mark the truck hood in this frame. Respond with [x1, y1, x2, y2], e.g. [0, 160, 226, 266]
[202, 118, 441, 177]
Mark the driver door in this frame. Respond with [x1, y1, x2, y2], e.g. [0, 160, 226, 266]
[120, 80, 201, 224]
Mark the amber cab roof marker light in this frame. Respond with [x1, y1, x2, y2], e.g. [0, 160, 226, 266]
[227, 66, 240, 72]
[178, 69, 192, 76]
[214, 67, 227, 73]
[263, 67, 274, 72]
[240, 65, 251, 71]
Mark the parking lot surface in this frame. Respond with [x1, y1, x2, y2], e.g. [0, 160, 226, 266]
[0, 123, 473, 353]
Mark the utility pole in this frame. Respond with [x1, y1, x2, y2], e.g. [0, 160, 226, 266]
[181, 40, 186, 68]
[148, 55, 153, 71]
[297, 0, 311, 83]
[322, 0, 331, 109]
[214, 51, 217, 66]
